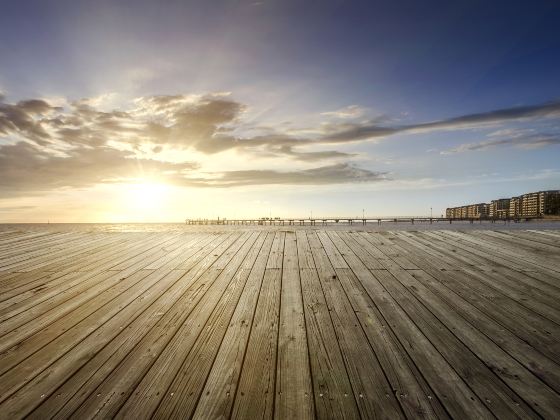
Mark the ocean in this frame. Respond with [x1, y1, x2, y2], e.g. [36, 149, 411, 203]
[1, 219, 559, 233]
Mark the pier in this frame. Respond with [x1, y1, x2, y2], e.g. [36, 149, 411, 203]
[186, 216, 542, 226]
[0, 227, 559, 418]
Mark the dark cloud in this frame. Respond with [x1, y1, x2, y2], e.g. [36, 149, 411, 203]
[0, 98, 60, 144]
[417, 101, 560, 130]
[440, 133, 560, 154]
[321, 124, 399, 143]
[322, 101, 560, 143]
[0, 142, 198, 196]
[262, 145, 356, 161]
[181, 163, 387, 187]
[141, 96, 245, 150]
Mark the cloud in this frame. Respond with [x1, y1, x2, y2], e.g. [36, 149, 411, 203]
[0, 141, 383, 196]
[261, 145, 356, 161]
[321, 101, 560, 143]
[0, 93, 349, 160]
[321, 105, 367, 119]
[181, 163, 387, 187]
[0, 98, 61, 144]
[0, 205, 37, 212]
[440, 132, 560, 154]
[2, 93, 560, 196]
[3, 94, 560, 156]
[0, 142, 198, 196]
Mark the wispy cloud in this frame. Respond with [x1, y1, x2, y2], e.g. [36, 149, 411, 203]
[182, 163, 387, 187]
[0, 205, 37, 212]
[320, 105, 367, 119]
[440, 132, 560, 154]
[321, 101, 560, 143]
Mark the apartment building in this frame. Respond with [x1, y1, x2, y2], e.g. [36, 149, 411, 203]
[446, 203, 489, 219]
[490, 198, 510, 219]
[539, 190, 560, 215]
[467, 203, 489, 218]
[521, 192, 540, 217]
[509, 196, 521, 218]
[446, 190, 560, 219]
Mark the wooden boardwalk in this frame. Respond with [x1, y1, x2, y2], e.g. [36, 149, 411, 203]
[0, 228, 559, 419]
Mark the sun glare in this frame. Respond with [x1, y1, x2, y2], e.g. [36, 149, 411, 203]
[120, 181, 172, 220]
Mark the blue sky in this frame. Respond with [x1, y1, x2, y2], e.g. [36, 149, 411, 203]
[0, 0, 559, 221]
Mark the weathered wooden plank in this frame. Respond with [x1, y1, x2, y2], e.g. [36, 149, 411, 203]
[0, 268, 160, 408]
[466, 266, 560, 325]
[5, 233, 130, 273]
[117, 232, 266, 419]
[0, 236, 134, 313]
[379, 268, 543, 418]
[0, 234, 192, 351]
[493, 230, 560, 250]
[0, 233, 110, 271]
[0, 233, 86, 267]
[474, 230, 560, 261]
[0, 271, 66, 304]
[527, 229, 560, 240]
[336, 235, 495, 418]
[392, 266, 560, 416]
[46, 231, 172, 273]
[391, 231, 560, 328]
[295, 230, 314, 269]
[327, 231, 450, 419]
[274, 231, 314, 420]
[386, 235, 560, 365]
[0, 231, 78, 257]
[390, 231, 459, 271]
[1, 228, 558, 420]
[408, 268, 560, 392]
[434, 230, 560, 275]
[347, 231, 400, 270]
[421, 231, 530, 272]
[66, 233, 258, 419]
[266, 231, 285, 269]
[0, 233, 195, 320]
[490, 266, 560, 310]
[191, 232, 275, 419]
[0, 231, 50, 247]
[364, 232, 419, 270]
[311, 232, 405, 419]
[297, 231, 360, 420]
[25, 232, 234, 419]
[230, 232, 284, 419]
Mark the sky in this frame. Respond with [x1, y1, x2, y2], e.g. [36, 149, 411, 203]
[0, 0, 559, 222]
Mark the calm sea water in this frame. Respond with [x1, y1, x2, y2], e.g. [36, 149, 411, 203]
[1, 220, 559, 233]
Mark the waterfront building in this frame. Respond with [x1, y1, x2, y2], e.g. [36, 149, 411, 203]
[446, 190, 560, 219]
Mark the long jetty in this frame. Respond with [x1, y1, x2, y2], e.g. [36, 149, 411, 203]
[186, 216, 542, 226]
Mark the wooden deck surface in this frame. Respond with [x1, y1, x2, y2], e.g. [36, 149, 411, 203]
[0, 228, 559, 419]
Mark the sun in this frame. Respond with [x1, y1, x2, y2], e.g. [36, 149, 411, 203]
[121, 181, 172, 218]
